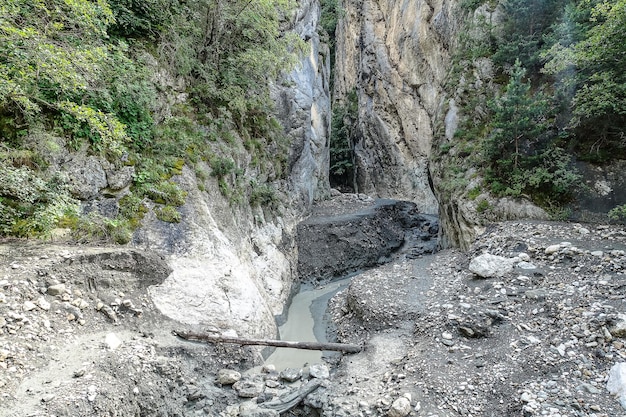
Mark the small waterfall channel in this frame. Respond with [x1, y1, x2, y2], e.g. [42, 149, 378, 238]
[261, 198, 439, 371]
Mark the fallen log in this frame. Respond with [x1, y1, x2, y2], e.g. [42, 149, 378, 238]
[173, 330, 362, 353]
[260, 378, 322, 413]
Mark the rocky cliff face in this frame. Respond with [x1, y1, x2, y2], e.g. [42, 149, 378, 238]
[55, 0, 332, 340]
[136, 0, 331, 339]
[333, 0, 458, 214]
[274, 0, 331, 207]
[333, 1, 554, 248]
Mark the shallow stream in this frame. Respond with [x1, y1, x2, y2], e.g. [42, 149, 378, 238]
[262, 276, 353, 370]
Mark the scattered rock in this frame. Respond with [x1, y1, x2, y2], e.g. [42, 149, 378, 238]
[468, 253, 514, 278]
[218, 369, 242, 385]
[280, 368, 302, 382]
[607, 363, 626, 410]
[609, 314, 626, 338]
[233, 378, 265, 398]
[47, 283, 66, 296]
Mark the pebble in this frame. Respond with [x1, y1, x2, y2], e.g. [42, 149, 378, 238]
[218, 369, 241, 385]
[46, 284, 66, 296]
[23, 301, 37, 311]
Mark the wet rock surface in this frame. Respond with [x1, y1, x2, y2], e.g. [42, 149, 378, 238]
[2, 198, 626, 416]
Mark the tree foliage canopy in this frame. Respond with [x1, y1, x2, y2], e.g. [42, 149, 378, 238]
[0, 0, 304, 238]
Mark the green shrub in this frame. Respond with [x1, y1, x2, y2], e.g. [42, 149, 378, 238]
[250, 182, 278, 208]
[210, 157, 236, 179]
[609, 204, 626, 221]
[155, 205, 181, 223]
[476, 199, 491, 213]
[0, 166, 79, 237]
[145, 181, 187, 206]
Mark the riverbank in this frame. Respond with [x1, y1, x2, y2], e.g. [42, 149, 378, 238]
[1, 196, 625, 416]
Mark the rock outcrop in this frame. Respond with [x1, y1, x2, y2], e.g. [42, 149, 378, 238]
[274, 0, 331, 206]
[333, 0, 458, 213]
[140, 0, 332, 338]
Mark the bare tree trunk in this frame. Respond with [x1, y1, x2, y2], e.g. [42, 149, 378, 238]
[173, 330, 363, 353]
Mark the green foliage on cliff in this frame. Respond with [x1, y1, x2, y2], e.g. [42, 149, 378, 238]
[440, 0, 625, 215]
[329, 90, 357, 189]
[0, 0, 303, 239]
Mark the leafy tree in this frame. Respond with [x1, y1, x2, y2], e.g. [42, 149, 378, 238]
[0, 0, 133, 157]
[329, 90, 357, 189]
[542, 0, 626, 160]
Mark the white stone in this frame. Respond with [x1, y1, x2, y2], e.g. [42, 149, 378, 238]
[309, 363, 330, 379]
[104, 333, 122, 350]
[37, 297, 51, 311]
[469, 253, 514, 278]
[607, 363, 626, 410]
[388, 396, 411, 417]
[218, 369, 241, 385]
[545, 245, 561, 255]
[23, 301, 37, 311]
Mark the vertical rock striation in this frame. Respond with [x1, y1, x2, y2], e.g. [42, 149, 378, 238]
[274, 0, 332, 206]
[334, 0, 458, 213]
[145, 0, 331, 339]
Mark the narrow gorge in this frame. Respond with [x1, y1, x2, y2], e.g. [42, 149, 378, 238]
[1, 0, 626, 416]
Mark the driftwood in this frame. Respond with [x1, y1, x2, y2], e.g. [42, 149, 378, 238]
[260, 379, 323, 413]
[173, 330, 362, 353]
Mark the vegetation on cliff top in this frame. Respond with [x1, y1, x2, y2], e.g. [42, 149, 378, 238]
[439, 0, 626, 217]
[0, 0, 303, 240]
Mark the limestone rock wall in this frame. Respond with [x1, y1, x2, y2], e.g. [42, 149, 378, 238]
[274, 0, 331, 207]
[334, 0, 458, 213]
[139, 0, 331, 339]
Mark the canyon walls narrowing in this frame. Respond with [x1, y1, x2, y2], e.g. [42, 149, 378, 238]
[333, 0, 459, 214]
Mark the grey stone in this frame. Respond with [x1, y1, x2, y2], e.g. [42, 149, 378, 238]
[240, 407, 279, 417]
[218, 369, 241, 385]
[47, 284, 66, 296]
[469, 253, 514, 278]
[280, 368, 302, 382]
[106, 165, 134, 191]
[610, 314, 626, 338]
[62, 155, 108, 199]
[525, 289, 548, 300]
[233, 378, 265, 398]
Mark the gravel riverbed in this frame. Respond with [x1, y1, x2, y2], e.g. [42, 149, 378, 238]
[1, 211, 626, 416]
